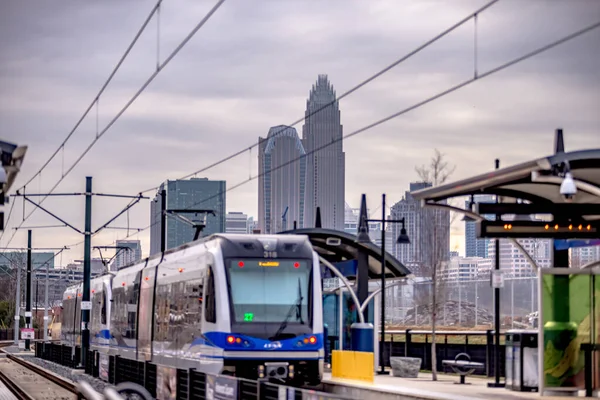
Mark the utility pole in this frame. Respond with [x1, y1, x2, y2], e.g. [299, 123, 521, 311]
[81, 176, 92, 368]
[13, 256, 21, 345]
[488, 159, 504, 388]
[161, 189, 166, 253]
[44, 260, 49, 341]
[25, 230, 32, 351]
[12, 177, 147, 366]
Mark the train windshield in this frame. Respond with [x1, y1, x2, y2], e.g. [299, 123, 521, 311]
[227, 259, 312, 336]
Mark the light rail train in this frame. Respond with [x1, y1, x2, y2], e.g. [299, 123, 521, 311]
[60, 233, 324, 388]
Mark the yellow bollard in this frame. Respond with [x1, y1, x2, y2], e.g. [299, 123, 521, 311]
[331, 350, 374, 383]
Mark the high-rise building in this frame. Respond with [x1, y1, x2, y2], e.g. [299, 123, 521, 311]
[343, 202, 387, 247]
[226, 212, 250, 234]
[464, 194, 496, 258]
[111, 240, 142, 271]
[389, 182, 450, 277]
[258, 125, 306, 234]
[302, 75, 345, 231]
[150, 178, 226, 255]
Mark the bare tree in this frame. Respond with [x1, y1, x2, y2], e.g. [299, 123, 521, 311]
[415, 149, 456, 381]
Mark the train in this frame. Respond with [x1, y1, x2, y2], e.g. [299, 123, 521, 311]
[60, 233, 324, 389]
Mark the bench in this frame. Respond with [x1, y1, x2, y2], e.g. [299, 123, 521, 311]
[442, 353, 485, 384]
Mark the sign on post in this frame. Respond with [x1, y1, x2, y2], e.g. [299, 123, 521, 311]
[81, 301, 92, 310]
[20, 328, 34, 340]
[491, 270, 504, 288]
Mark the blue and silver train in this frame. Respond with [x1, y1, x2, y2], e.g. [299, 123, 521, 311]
[61, 234, 324, 386]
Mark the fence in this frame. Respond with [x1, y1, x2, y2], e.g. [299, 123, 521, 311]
[384, 276, 538, 329]
[0, 328, 45, 341]
[37, 342, 355, 400]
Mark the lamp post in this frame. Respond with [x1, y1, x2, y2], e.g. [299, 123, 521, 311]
[365, 193, 410, 375]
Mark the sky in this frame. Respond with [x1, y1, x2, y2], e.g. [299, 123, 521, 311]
[1, 0, 599, 265]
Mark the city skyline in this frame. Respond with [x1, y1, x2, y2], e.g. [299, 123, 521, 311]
[3, 1, 598, 263]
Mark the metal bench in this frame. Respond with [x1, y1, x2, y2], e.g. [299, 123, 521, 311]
[442, 353, 485, 384]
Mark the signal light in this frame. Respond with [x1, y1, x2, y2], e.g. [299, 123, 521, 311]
[308, 336, 317, 344]
[293, 262, 300, 268]
[544, 224, 549, 230]
[227, 336, 235, 344]
[178, 268, 184, 273]
[238, 261, 244, 268]
[91, 289, 95, 294]
[122, 282, 126, 287]
[503, 224, 512, 230]
[145, 277, 149, 281]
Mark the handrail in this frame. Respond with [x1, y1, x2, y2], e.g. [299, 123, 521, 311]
[386, 329, 496, 335]
[76, 381, 124, 400]
[76, 381, 104, 400]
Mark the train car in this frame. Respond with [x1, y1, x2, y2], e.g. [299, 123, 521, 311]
[90, 274, 113, 351]
[61, 233, 324, 394]
[61, 283, 83, 347]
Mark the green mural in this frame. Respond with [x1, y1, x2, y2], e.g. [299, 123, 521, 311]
[542, 272, 599, 389]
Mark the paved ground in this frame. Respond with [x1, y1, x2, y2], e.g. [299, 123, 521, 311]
[324, 371, 593, 399]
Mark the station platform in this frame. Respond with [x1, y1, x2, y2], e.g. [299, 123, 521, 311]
[322, 370, 593, 400]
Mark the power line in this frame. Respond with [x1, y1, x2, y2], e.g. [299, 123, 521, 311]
[2, 0, 227, 249]
[102, 19, 600, 249]
[17, 0, 163, 192]
[2, 0, 163, 243]
[139, 0, 500, 194]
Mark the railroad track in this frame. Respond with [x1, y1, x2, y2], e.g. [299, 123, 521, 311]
[0, 351, 76, 399]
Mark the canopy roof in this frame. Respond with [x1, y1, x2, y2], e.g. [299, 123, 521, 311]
[279, 228, 411, 278]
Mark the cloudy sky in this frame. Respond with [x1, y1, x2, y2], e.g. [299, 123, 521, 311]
[1, 0, 599, 264]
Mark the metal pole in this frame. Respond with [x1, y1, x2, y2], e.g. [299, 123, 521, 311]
[44, 259, 49, 341]
[25, 230, 32, 351]
[35, 278, 39, 329]
[81, 177, 92, 367]
[378, 193, 388, 375]
[475, 279, 479, 326]
[511, 277, 514, 329]
[160, 189, 166, 253]
[14, 256, 21, 345]
[488, 158, 504, 388]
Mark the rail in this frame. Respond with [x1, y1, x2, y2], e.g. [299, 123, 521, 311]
[5, 352, 77, 393]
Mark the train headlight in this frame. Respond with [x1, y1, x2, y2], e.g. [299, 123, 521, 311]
[227, 336, 235, 344]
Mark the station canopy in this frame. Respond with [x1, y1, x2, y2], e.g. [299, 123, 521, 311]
[410, 140, 600, 241]
[279, 228, 411, 279]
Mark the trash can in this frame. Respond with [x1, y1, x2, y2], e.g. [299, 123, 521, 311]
[509, 329, 538, 392]
[505, 331, 515, 389]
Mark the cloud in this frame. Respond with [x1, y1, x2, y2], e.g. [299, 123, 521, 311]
[1, 0, 599, 262]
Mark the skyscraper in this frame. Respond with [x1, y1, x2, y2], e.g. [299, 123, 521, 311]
[258, 125, 306, 234]
[226, 211, 250, 234]
[464, 194, 496, 257]
[150, 178, 226, 255]
[110, 240, 142, 271]
[389, 182, 450, 277]
[302, 75, 345, 231]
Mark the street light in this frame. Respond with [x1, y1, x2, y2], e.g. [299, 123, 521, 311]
[364, 193, 410, 375]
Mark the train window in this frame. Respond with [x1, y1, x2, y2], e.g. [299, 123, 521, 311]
[205, 267, 216, 323]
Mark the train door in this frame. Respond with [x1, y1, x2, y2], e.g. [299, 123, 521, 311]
[200, 264, 222, 374]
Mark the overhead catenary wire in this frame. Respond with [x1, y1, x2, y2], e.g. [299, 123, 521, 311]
[98, 19, 600, 250]
[17, 0, 164, 192]
[1, 0, 227, 250]
[2, 0, 491, 250]
[139, 0, 500, 194]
